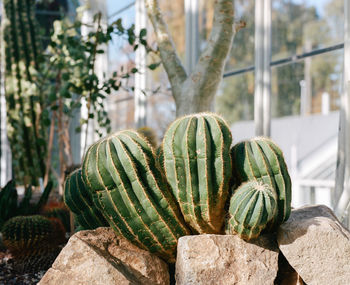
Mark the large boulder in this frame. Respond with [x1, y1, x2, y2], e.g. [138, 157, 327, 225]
[38, 227, 169, 285]
[176, 234, 279, 285]
[277, 205, 350, 285]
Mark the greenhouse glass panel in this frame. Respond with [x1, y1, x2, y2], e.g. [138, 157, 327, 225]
[215, 71, 255, 125]
[107, 2, 136, 131]
[271, 0, 344, 61]
[271, 49, 343, 118]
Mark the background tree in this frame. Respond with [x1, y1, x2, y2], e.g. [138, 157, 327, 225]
[146, 0, 244, 117]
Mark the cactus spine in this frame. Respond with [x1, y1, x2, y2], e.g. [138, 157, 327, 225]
[231, 137, 292, 228]
[82, 130, 191, 262]
[64, 169, 109, 230]
[3, 0, 46, 185]
[226, 181, 278, 240]
[162, 113, 232, 234]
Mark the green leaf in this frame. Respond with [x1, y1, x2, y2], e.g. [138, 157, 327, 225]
[139, 28, 147, 38]
[148, 62, 161, 70]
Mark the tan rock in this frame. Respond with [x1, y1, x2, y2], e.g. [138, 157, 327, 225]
[176, 234, 279, 285]
[277, 205, 350, 285]
[39, 227, 169, 285]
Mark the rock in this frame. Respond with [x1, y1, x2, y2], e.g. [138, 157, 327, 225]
[38, 227, 169, 285]
[176, 234, 279, 285]
[277, 205, 350, 285]
[275, 253, 306, 285]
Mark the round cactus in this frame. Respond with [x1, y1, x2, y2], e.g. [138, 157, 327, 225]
[2, 215, 62, 257]
[226, 181, 278, 240]
[64, 169, 109, 231]
[82, 130, 191, 262]
[231, 137, 292, 228]
[162, 113, 232, 234]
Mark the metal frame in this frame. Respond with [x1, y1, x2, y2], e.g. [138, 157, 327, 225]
[134, 0, 147, 128]
[254, 0, 271, 137]
[334, 0, 350, 221]
[185, 0, 199, 73]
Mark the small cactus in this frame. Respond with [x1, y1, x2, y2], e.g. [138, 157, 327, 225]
[82, 130, 191, 262]
[163, 113, 232, 234]
[231, 137, 292, 229]
[64, 169, 108, 231]
[226, 181, 278, 240]
[2, 215, 64, 257]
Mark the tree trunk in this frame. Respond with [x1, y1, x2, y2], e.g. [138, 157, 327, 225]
[146, 0, 243, 117]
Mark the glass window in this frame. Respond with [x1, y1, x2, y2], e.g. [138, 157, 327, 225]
[107, 3, 136, 131]
[272, 0, 344, 61]
[215, 72, 254, 125]
[271, 49, 343, 117]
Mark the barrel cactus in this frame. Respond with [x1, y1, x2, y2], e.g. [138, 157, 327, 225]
[64, 169, 108, 231]
[231, 137, 292, 229]
[2, 215, 64, 257]
[162, 113, 232, 234]
[82, 130, 191, 262]
[226, 181, 278, 240]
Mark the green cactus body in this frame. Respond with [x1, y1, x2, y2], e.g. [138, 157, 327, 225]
[2, 215, 60, 256]
[162, 113, 232, 234]
[82, 130, 191, 262]
[64, 169, 108, 230]
[231, 137, 292, 228]
[3, 0, 46, 185]
[226, 181, 278, 240]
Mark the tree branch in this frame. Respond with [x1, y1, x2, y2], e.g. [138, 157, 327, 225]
[145, 0, 187, 101]
[180, 0, 237, 115]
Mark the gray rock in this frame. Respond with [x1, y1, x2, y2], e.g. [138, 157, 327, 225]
[176, 234, 279, 285]
[277, 205, 350, 285]
[38, 227, 169, 285]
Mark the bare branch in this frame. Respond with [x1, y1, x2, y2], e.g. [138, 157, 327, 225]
[145, 0, 187, 100]
[179, 0, 237, 115]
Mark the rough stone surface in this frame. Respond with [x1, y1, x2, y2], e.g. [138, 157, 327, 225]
[38, 227, 169, 285]
[277, 205, 350, 285]
[176, 234, 279, 285]
[275, 253, 306, 285]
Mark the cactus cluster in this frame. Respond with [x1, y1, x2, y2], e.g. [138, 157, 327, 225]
[64, 113, 292, 261]
[64, 169, 108, 230]
[3, 0, 46, 185]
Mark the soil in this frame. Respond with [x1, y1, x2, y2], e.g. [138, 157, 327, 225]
[0, 250, 48, 285]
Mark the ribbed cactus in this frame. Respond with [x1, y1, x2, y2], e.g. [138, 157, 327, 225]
[64, 169, 108, 231]
[226, 181, 278, 240]
[2, 215, 64, 257]
[162, 113, 232, 234]
[3, 0, 46, 185]
[82, 130, 191, 262]
[231, 137, 292, 228]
